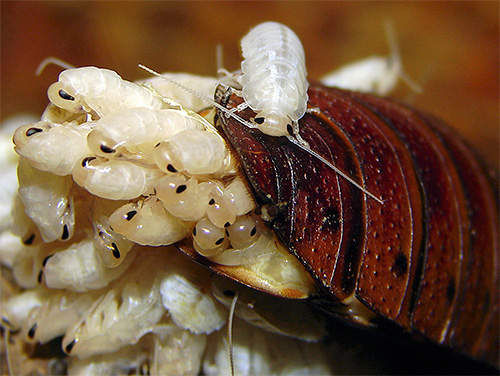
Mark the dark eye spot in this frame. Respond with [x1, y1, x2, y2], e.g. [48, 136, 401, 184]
[65, 339, 76, 353]
[125, 210, 137, 221]
[250, 227, 257, 236]
[81, 156, 96, 167]
[100, 144, 116, 154]
[287, 124, 293, 135]
[23, 233, 36, 245]
[26, 127, 43, 137]
[111, 243, 120, 259]
[209, 198, 215, 205]
[61, 224, 70, 240]
[59, 89, 75, 101]
[167, 164, 177, 173]
[154, 142, 161, 148]
[176, 185, 187, 194]
[215, 237, 224, 245]
[254, 117, 265, 124]
[28, 323, 37, 339]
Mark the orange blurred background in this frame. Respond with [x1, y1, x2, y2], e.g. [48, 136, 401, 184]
[1, 1, 498, 167]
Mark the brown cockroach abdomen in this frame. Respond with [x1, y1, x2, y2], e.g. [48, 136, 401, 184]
[216, 82, 499, 367]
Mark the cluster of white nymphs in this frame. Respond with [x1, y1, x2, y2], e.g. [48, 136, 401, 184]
[0, 67, 332, 375]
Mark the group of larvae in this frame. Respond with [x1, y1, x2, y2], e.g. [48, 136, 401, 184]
[1, 20, 409, 375]
[0, 26, 334, 376]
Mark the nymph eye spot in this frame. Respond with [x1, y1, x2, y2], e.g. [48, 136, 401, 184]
[22, 233, 36, 245]
[65, 339, 76, 354]
[215, 237, 225, 245]
[125, 210, 137, 221]
[287, 124, 293, 135]
[25, 127, 44, 137]
[176, 185, 187, 194]
[111, 242, 121, 259]
[61, 224, 70, 240]
[81, 156, 96, 167]
[100, 144, 116, 154]
[58, 89, 75, 101]
[167, 164, 177, 173]
[254, 117, 265, 125]
[27, 323, 37, 339]
[209, 198, 215, 205]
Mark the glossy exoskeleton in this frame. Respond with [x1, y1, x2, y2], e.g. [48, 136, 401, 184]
[209, 82, 499, 370]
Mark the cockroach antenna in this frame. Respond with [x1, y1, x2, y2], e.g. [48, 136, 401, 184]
[138, 64, 384, 205]
[287, 137, 385, 204]
[36, 57, 75, 76]
[138, 64, 258, 130]
[228, 291, 239, 376]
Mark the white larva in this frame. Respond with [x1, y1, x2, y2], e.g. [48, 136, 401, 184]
[61, 249, 169, 358]
[72, 156, 162, 200]
[87, 107, 207, 158]
[158, 259, 226, 334]
[155, 174, 213, 222]
[239, 21, 308, 137]
[151, 326, 207, 376]
[91, 197, 136, 268]
[225, 214, 260, 249]
[13, 121, 93, 176]
[1, 289, 45, 331]
[17, 158, 74, 242]
[42, 238, 137, 292]
[22, 288, 99, 345]
[192, 217, 229, 257]
[47, 66, 164, 118]
[320, 22, 422, 95]
[153, 129, 232, 176]
[108, 197, 192, 246]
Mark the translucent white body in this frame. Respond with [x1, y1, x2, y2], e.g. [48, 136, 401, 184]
[72, 156, 162, 200]
[17, 158, 74, 242]
[87, 107, 207, 157]
[153, 129, 231, 175]
[47, 66, 163, 118]
[108, 198, 192, 246]
[13, 121, 92, 176]
[43, 238, 136, 292]
[240, 22, 308, 136]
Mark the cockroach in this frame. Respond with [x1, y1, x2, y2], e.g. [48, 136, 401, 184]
[177, 81, 499, 371]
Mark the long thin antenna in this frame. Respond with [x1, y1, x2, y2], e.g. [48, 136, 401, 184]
[139, 64, 384, 204]
[228, 292, 239, 376]
[138, 64, 256, 130]
[288, 137, 384, 204]
[384, 20, 422, 94]
[36, 57, 75, 76]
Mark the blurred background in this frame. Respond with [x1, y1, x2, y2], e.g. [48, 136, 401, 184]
[1, 2, 498, 167]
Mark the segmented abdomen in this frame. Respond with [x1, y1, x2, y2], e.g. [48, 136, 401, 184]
[216, 82, 499, 367]
[240, 22, 308, 121]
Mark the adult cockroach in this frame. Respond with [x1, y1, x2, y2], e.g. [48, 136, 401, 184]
[177, 81, 499, 371]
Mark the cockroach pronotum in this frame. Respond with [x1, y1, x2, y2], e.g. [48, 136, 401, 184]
[176, 80, 499, 372]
